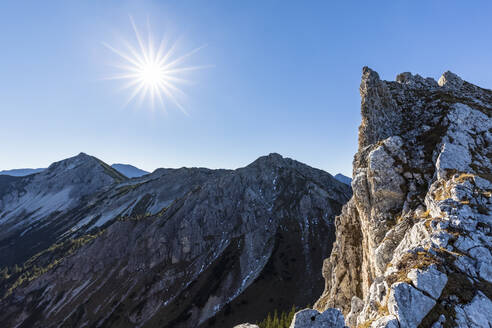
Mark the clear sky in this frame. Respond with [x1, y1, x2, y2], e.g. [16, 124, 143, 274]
[1, 1, 491, 176]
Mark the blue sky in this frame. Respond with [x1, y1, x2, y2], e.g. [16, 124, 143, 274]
[1, 1, 491, 176]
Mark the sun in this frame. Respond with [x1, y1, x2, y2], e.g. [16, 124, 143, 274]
[103, 17, 208, 113]
[140, 62, 161, 86]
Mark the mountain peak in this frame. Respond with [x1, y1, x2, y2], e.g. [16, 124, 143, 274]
[47, 152, 96, 169]
[247, 152, 286, 168]
[438, 70, 464, 89]
[36, 153, 127, 189]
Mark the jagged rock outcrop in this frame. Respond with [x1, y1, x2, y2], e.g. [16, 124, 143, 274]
[0, 153, 351, 328]
[312, 68, 492, 327]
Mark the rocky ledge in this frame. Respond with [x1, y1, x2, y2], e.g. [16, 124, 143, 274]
[292, 68, 492, 327]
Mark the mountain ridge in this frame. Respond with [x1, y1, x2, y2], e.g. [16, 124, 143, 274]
[0, 151, 351, 328]
[111, 163, 150, 178]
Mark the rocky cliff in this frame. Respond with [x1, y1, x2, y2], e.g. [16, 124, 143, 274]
[0, 153, 351, 328]
[293, 68, 492, 328]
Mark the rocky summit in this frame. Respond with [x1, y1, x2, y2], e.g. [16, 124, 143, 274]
[290, 68, 492, 328]
[0, 153, 350, 328]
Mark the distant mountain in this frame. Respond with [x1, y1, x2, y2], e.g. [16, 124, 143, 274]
[0, 163, 149, 179]
[0, 152, 351, 328]
[111, 163, 149, 178]
[334, 173, 351, 185]
[0, 152, 127, 267]
[0, 168, 45, 176]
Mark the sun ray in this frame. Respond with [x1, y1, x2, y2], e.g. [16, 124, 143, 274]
[104, 17, 209, 112]
[121, 40, 146, 66]
[129, 16, 149, 63]
[102, 42, 143, 69]
[124, 82, 146, 107]
[158, 80, 189, 116]
[161, 75, 192, 85]
[102, 73, 142, 81]
[157, 39, 179, 68]
[164, 65, 214, 75]
[161, 79, 187, 98]
[161, 45, 207, 70]
[120, 77, 145, 90]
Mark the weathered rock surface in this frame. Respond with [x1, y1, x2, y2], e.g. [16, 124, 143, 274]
[289, 308, 346, 328]
[0, 153, 351, 328]
[312, 67, 492, 327]
[387, 282, 435, 328]
[407, 264, 447, 300]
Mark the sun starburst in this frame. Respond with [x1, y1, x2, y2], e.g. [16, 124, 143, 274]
[103, 17, 208, 114]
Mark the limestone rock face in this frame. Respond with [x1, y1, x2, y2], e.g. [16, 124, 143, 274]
[387, 282, 436, 328]
[315, 67, 492, 327]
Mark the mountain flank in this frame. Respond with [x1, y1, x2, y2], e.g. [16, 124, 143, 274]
[0, 152, 351, 328]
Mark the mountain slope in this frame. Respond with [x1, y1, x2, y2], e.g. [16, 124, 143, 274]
[0, 154, 228, 269]
[290, 68, 492, 328]
[111, 163, 149, 178]
[334, 173, 351, 186]
[0, 153, 351, 328]
[0, 152, 127, 267]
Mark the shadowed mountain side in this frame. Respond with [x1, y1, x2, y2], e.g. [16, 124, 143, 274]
[0, 153, 351, 328]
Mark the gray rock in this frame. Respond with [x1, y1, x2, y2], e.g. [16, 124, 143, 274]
[436, 143, 471, 179]
[407, 265, 448, 299]
[289, 308, 346, 328]
[431, 314, 446, 328]
[438, 71, 464, 89]
[234, 324, 259, 328]
[455, 292, 492, 328]
[387, 282, 435, 328]
[370, 315, 400, 328]
[346, 296, 364, 327]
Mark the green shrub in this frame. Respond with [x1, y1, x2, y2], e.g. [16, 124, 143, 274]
[257, 305, 297, 328]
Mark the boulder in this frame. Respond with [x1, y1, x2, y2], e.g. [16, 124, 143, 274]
[289, 308, 346, 328]
[407, 265, 447, 299]
[387, 282, 435, 328]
